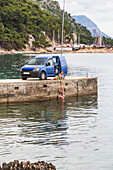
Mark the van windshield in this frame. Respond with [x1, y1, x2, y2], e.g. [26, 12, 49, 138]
[28, 58, 47, 65]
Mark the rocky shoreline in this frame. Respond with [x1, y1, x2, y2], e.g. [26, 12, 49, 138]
[0, 47, 55, 55]
[0, 47, 113, 55]
[0, 160, 56, 170]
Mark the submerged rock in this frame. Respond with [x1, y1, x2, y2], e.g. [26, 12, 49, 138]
[0, 160, 56, 170]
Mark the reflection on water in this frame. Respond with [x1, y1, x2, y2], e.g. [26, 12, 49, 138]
[0, 95, 97, 169]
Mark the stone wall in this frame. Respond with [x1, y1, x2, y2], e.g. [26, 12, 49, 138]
[0, 77, 97, 104]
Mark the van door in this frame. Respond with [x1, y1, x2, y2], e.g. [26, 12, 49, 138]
[59, 56, 68, 75]
[53, 56, 61, 74]
[46, 58, 54, 77]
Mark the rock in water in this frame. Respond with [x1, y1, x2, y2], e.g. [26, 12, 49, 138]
[1, 160, 56, 170]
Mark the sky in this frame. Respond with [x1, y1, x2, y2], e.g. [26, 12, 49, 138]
[57, 0, 113, 38]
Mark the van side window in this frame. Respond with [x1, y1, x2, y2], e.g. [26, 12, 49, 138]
[53, 57, 60, 65]
[53, 58, 57, 64]
[46, 59, 53, 66]
[56, 57, 59, 63]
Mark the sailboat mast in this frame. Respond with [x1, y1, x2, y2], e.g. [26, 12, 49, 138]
[53, 30, 55, 47]
[61, 0, 65, 55]
[58, 29, 60, 45]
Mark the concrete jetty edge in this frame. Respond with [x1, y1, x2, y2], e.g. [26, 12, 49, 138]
[0, 77, 98, 104]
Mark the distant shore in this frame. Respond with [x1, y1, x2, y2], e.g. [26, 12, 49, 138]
[72, 47, 113, 53]
[0, 47, 113, 55]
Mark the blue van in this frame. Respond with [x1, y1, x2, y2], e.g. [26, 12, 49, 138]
[20, 55, 68, 80]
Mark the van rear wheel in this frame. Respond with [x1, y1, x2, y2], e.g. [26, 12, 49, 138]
[40, 71, 46, 80]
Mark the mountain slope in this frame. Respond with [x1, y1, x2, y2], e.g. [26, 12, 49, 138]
[72, 15, 112, 39]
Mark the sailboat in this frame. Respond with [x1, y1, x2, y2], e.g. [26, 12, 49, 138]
[54, 0, 71, 51]
[55, 1, 74, 52]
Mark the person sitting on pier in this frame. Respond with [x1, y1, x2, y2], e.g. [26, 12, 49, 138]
[53, 71, 65, 101]
[53, 71, 63, 81]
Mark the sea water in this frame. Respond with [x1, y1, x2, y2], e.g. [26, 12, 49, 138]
[0, 53, 113, 170]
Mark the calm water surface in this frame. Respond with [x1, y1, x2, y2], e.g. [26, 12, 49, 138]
[0, 53, 113, 170]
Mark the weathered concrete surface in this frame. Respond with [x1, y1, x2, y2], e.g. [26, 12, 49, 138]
[0, 77, 97, 104]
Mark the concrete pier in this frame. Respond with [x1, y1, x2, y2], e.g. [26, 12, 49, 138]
[0, 77, 97, 104]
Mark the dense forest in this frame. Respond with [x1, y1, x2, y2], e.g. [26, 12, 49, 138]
[0, 0, 72, 50]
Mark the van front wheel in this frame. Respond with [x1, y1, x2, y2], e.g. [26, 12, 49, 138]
[40, 71, 46, 80]
[21, 76, 27, 80]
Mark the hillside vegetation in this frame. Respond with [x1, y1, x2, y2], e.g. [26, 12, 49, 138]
[0, 0, 97, 51]
[0, 0, 72, 50]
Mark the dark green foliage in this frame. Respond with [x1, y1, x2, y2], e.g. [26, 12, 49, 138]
[103, 37, 113, 46]
[0, 0, 71, 50]
[76, 24, 94, 45]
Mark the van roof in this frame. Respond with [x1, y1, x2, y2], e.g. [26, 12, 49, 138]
[34, 56, 49, 59]
[34, 56, 63, 59]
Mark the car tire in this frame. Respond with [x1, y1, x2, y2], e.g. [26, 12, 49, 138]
[40, 71, 46, 80]
[22, 77, 27, 80]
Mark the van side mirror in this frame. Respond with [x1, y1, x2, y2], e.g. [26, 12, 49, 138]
[26, 60, 29, 64]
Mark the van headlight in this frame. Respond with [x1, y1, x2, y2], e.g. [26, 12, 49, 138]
[33, 67, 39, 71]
